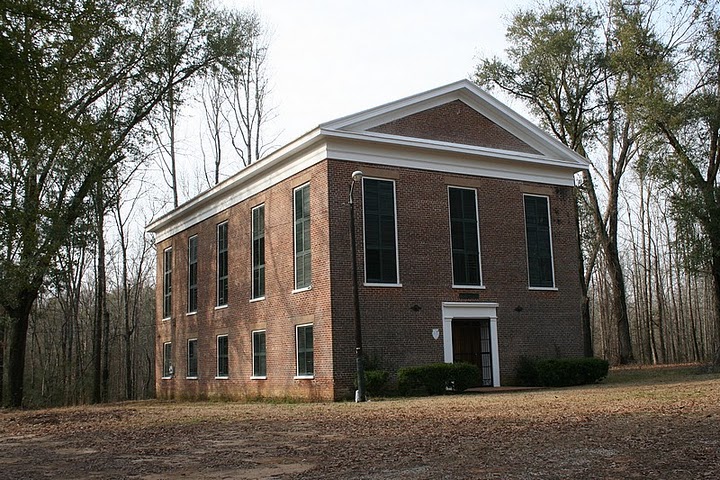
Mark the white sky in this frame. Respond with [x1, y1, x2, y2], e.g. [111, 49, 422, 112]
[221, 0, 530, 148]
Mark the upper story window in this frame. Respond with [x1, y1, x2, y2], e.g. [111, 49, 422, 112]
[252, 205, 265, 299]
[188, 235, 198, 313]
[294, 184, 311, 290]
[362, 178, 399, 285]
[162, 248, 172, 319]
[217, 222, 229, 306]
[524, 194, 555, 288]
[448, 187, 482, 287]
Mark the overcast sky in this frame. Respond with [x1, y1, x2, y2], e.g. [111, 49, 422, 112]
[220, 0, 530, 148]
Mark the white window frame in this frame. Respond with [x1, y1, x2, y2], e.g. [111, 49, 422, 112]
[216, 221, 229, 307]
[216, 334, 229, 379]
[293, 183, 312, 292]
[162, 341, 172, 379]
[251, 204, 266, 301]
[361, 177, 402, 287]
[294, 323, 314, 379]
[447, 186, 484, 289]
[251, 329, 267, 379]
[523, 194, 557, 290]
[187, 235, 198, 314]
[186, 338, 198, 379]
[162, 247, 172, 320]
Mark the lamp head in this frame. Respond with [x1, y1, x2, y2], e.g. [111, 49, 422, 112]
[351, 170, 363, 182]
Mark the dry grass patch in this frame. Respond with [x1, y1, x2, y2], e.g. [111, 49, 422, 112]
[1, 364, 718, 479]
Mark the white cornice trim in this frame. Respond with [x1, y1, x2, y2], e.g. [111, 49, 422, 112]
[325, 136, 581, 187]
[321, 79, 589, 169]
[147, 131, 325, 242]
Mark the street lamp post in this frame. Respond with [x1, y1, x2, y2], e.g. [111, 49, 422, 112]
[349, 170, 366, 402]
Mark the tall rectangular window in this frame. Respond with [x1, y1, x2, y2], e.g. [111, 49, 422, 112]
[216, 335, 229, 378]
[252, 205, 265, 299]
[294, 184, 311, 290]
[162, 342, 172, 378]
[362, 178, 399, 284]
[217, 222, 228, 306]
[187, 339, 198, 378]
[296, 324, 313, 377]
[162, 248, 172, 318]
[524, 194, 555, 288]
[252, 330, 267, 378]
[449, 187, 482, 286]
[188, 235, 198, 313]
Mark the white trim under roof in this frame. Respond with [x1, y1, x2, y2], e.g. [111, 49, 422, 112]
[147, 80, 590, 243]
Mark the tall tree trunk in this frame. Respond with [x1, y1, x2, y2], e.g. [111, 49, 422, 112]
[92, 182, 107, 404]
[5, 293, 35, 407]
[712, 249, 720, 366]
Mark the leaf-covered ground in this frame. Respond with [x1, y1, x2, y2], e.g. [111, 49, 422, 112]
[1, 365, 718, 479]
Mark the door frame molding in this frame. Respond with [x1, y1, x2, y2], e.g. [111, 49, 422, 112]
[441, 302, 500, 387]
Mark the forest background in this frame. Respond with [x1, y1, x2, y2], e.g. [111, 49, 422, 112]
[1, 0, 719, 407]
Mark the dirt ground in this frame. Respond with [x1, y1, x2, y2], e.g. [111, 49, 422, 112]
[1, 365, 719, 479]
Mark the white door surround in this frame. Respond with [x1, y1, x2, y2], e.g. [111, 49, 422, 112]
[441, 302, 500, 387]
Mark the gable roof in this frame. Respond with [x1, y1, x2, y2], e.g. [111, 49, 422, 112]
[147, 79, 589, 241]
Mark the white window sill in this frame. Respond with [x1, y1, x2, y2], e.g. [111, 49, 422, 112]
[292, 286, 312, 294]
[215, 376, 229, 380]
[250, 376, 267, 380]
[186, 376, 198, 380]
[214, 304, 228, 310]
[452, 284, 486, 290]
[249, 296, 265, 303]
[161, 376, 172, 380]
[529, 286, 559, 291]
[294, 375, 314, 380]
[186, 311, 197, 316]
[364, 282, 403, 288]
[162, 317, 171, 322]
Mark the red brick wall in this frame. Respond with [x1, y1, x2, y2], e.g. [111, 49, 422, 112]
[369, 100, 540, 154]
[156, 157, 584, 401]
[327, 160, 583, 396]
[155, 161, 336, 401]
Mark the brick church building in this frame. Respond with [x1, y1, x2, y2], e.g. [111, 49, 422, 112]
[148, 80, 590, 401]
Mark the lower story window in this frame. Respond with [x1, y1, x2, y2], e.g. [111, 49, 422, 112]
[162, 342, 172, 378]
[296, 324, 313, 377]
[252, 330, 267, 377]
[217, 335, 229, 378]
[187, 339, 198, 378]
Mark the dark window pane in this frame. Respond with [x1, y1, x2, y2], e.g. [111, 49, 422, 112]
[294, 185, 311, 289]
[217, 335, 229, 377]
[252, 206, 265, 298]
[253, 331, 266, 377]
[163, 342, 172, 377]
[187, 339, 198, 378]
[188, 236, 198, 312]
[363, 179, 398, 284]
[449, 188, 480, 286]
[296, 325, 313, 376]
[524, 195, 554, 287]
[163, 249, 172, 318]
[217, 223, 228, 305]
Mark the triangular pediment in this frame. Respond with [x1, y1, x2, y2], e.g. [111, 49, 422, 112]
[367, 100, 540, 154]
[320, 80, 590, 168]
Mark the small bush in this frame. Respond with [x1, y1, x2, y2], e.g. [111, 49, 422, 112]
[364, 369, 390, 397]
[516, 357, 609, 387]
[397, 363, 481, 396]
